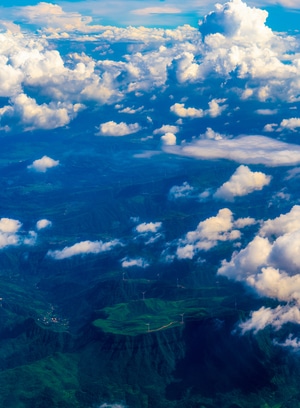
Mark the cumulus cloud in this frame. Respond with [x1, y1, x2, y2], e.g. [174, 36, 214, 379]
[218, 205, 300, 333]
[47, 239, 121, 260]
[163, 135, 300, 166]
[136, 222, 162, 233]
[0, 217, 37, 249]
[280, 118, 300, 131]
[199, 0, 273, 41]
[206, 98, 228, 117]
[153, 125, 179, 135]
[0, 218, 22, 233]
[200, 127, 224, 140]
[1, 94, 83, 131]
[97, 121, 141, 136]
[259, 205, 300, 238]
[169, 182, 194, 199]
[36, 219, 52, 230]
[135, 221, 163, 245]
[168, 0, 300, 103]
[170, 99, 227, 119]
[240, 305, 300, 334]
[214, 165, 271, 201]
[263, 123, 277, 132]
[170, 103, 204, 118]
[161, 132, 177, 146]
[121, 257, 149, 268]
[175, 208, 245, 259]
[27, 156, 59, 173]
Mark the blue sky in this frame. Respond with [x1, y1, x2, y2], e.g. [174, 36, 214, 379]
[0, 0, 299, 30]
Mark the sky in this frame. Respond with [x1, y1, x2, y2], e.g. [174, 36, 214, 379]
[2, 0, 300, 354]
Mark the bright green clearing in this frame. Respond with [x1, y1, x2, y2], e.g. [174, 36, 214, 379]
[93, 298, 210, 336]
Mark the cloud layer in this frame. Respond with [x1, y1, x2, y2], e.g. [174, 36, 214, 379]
[164, 136, 300, 166]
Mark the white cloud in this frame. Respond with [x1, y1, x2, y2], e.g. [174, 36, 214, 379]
[153, 125, 179, 135]
[27, 156, 59, 173]
[169, 182, 194, 199]
[175, 208, 242, 259]
[214, 165, 271, 201]
[206, 98, 227, 118]
[0, 218, 22, 233]
[233, 217, 257, 229]
[246, 266, 300, 302]
[263, 123, 277, 132]
[161, 132, 177, 146]
[16, 2, 98, 34]
[280, 118, 300, 131]
[218, 205, 300, 332]
[200, 127, 224, 140]
[3, 94, 83, 131]
[218, 235, 272, 280]
[255, 109, 278, 115]
[0, 217, 38, 249]
[136, 222, 162, 233]
[259, 205, 300, 238]
[163, 135, 300, 166]
[199, 0, 273, 42]
[168, 0, 300, 103]
[170, 103, 204, 118]
[36, 219, 52, 230]
[121, 257, 149, 268]
[240, 305, 300, 334]
[47, 239, 121, 260]
[170, 99, 227, 119]
[118, 105, 144, 114]
[131, 7, 181, 16]
[97, 121, 141, 136]
[274, 335, 300, 350]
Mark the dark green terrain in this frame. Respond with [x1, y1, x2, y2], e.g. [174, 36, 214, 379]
[0, 131, 299, 408]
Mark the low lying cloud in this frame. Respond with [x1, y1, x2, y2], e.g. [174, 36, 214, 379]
[169, 181, 194, 199]
[136, 222, 162, 233]
[135, 221, 163, 245]
[214, 165, 271, 201]
[218, 205, 300, 333]
[240, 305, 300, 334]
[274, 335, 300, 351]
[47, 239, 121, 260]
[27, 156, 60, 172]
[97, 121, 141, 136]
[36, 219, 52, 230]
[121, 257, 149, 268]
[0, 217, 37, 248]
[175, 208, 253, 259]
[164, 135, 300, 166]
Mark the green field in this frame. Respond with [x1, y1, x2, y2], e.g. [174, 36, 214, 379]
[93, 297, 225, 336]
